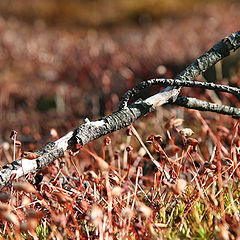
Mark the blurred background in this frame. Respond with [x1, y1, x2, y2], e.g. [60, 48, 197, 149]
[0, 0, 239, 148]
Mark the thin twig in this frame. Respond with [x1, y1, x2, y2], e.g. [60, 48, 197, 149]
[175, 96, 240, 118]
[119, 78, 240, 110]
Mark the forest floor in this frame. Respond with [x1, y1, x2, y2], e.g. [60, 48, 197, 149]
[0, 2, 240, 239]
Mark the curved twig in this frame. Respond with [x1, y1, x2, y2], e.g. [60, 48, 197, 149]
[119, 78, 240, 109]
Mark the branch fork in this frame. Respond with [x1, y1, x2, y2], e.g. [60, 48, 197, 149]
[0, 31, 239, 189]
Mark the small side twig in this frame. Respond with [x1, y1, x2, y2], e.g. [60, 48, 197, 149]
[175, 96, 240, 118]
[119, 78, 240, 110]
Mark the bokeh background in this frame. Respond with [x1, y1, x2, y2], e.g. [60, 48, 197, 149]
[0, 0, 239, 148]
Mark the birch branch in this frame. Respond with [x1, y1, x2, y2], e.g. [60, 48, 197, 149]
[119, 31, 240, 109]
[119, 78, 240, 109]
[175, 96, 240, 118]
[0, 88, 178, 189]
[0, 31, 239, 190]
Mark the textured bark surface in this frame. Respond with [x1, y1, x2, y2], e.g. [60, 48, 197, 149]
[176, 31, 240, 81]
[119, 78, 240, 109]
[175, 96, 240, 118]
[0, 31, 239, 190]
[0, 101, 154, 189]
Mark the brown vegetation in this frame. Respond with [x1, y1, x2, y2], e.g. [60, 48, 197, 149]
[0, 2, 240, 239]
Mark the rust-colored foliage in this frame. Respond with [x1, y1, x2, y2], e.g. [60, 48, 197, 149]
[0, 2, 240, 239]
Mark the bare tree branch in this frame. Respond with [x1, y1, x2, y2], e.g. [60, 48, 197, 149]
[0, 31, 239, 190]
[119, 78, 240, 109]
[0, 88, 179, 189]
[176, 30, 240, 81]
[175, 96, 240, 118]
